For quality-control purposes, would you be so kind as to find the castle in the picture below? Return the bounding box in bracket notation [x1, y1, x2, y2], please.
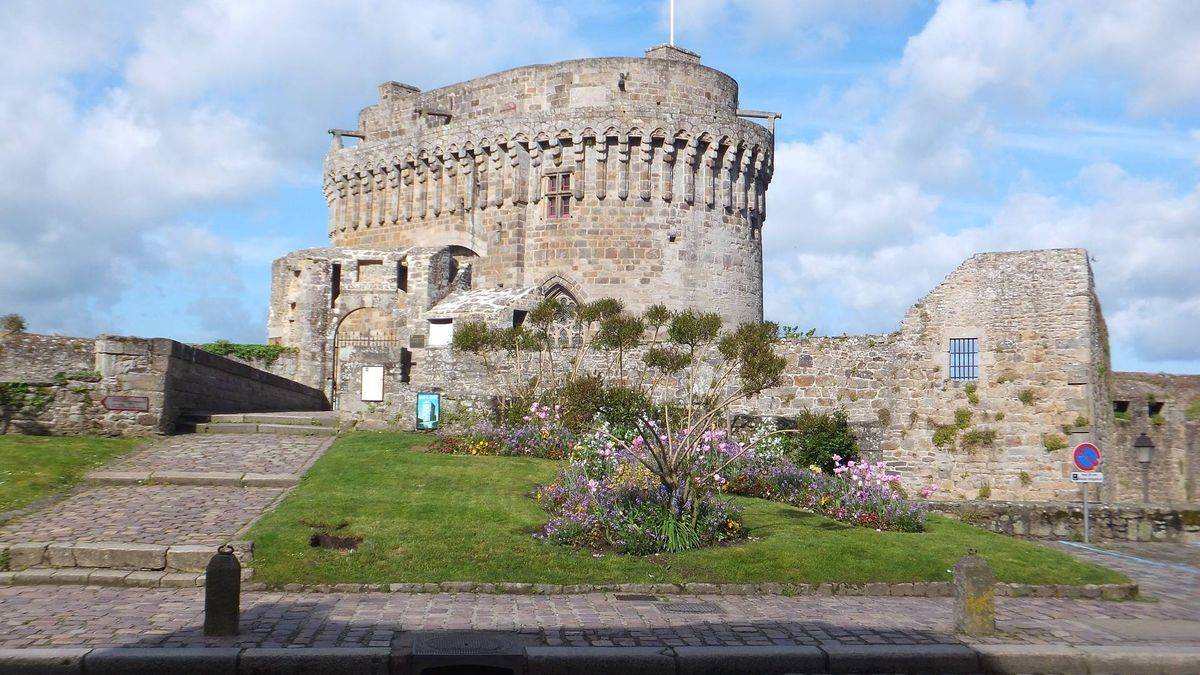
[256, 45, 1197, 506]
[2, 45, 1195, 514]
[267, 44, 775, 410]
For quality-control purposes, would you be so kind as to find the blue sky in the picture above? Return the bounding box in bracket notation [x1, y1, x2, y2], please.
[1, 0, 1198, 373]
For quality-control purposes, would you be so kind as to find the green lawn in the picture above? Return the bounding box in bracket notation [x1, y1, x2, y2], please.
[0, 435, 143, 514]
[247, 432, 1127, 586]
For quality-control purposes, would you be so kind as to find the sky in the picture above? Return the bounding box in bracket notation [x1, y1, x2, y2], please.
[1, 0, 1197, 374]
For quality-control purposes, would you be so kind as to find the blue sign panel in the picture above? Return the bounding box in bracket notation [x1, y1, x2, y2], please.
[416, 392, 441, 430]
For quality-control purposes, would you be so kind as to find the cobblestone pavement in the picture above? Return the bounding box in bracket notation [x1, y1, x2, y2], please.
[0, 485, 284, 545]
[0, 542, 1196, 649]
[0, 433, 326, 547]
[101, 434, 328, 475]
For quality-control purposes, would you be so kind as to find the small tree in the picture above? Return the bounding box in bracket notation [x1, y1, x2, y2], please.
[610, 313, 787, 519]
[1, 314, 26, 333]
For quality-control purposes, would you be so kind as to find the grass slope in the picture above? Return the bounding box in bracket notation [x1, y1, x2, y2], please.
[247, 432, 1126, 586]
[0, 435, 142, 513]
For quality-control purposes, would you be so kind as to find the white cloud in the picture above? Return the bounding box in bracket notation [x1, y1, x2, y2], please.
[763, 0, 1200, 367]
[0, 0, 577, 338]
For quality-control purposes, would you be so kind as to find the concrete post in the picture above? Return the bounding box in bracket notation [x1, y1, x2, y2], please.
[953, 550, 995, 636]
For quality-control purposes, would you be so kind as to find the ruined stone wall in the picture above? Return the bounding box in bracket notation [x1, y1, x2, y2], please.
[0, 333, 95, 382]
[882, 249, 1103, 502]
[1109, 373, 1200, 504]
[320, 46, 771, 327]
[0, 334, 326, 436]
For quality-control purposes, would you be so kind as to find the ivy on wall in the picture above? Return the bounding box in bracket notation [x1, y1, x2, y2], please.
[199, 340, 296, 366]
[0, 382, 55, 433]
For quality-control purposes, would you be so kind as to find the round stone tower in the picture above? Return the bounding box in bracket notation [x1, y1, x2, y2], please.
[322, 44, 775, 325]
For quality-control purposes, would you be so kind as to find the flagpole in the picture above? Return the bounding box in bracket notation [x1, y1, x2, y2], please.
[670, 0, 675, 45]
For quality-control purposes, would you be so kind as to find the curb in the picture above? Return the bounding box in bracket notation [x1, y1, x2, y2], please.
[0, 643, 1197, 674]
[240, 579, 1139, 600]
[0, 564, 1140, 598]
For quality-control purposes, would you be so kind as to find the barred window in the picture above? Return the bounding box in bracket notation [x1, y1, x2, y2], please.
[949, 338, 979, 381]
[546, 172, 572, 219]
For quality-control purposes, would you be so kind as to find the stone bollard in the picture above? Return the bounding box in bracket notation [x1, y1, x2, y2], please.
[204, 544, 241, 636]
[953, 549, 995, 636]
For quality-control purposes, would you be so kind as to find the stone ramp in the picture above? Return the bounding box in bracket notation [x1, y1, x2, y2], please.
[0, 432, 333, 587]
[176, 411, 340, 436]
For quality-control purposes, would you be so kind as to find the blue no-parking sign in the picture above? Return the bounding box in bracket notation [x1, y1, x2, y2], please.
[1072, 442, 1102, 472]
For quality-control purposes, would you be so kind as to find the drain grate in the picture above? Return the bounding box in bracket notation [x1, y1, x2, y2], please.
[409, 631, 524, 675]
[418, 634, 508, 654]
[614, 593, 658, 601]
[658, 601, 725, 614]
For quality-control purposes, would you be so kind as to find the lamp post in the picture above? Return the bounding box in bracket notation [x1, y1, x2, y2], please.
[1133, 433, 1155, 504]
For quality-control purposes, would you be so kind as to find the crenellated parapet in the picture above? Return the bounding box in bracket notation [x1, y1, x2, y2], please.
[322, 113, 775, 237]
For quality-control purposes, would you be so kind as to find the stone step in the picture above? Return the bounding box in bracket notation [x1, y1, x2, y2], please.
[0, 566, 253, 589]
[182, 412, 339, 427]
[85, 470, 299, 488]
[178, 422, 338, 437]
[1, 541, 252, 572]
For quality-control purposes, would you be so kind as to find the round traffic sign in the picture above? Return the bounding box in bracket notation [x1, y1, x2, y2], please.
[1072, 442, 1102, 472]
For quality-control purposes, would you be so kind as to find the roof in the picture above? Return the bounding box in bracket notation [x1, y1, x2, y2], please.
[427, 287, 542, 319]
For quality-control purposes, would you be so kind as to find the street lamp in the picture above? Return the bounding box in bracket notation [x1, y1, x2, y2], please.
[1133, 433, 1155, 504]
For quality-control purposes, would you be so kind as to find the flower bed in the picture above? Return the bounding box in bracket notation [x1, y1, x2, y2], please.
[430, 402, 575, 459]
[533, 433, 744, 555]
[730, 455, 927, 532]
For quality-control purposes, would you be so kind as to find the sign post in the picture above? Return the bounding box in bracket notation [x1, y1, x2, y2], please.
[1071, 442, 1102, 543]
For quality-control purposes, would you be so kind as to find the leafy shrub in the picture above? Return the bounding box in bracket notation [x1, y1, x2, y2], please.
[782, 410, 859, 473]
[1018, 389, 1036, 405]
[954, 408, 972, 429]
[1151, 413, 1166, 426]
[994, 412, 1006, 422]
[961, 429, 997, 449]
[977, 483, 992, 500]
[200, 340, 295, 366]
[1043, 434, 1068, 452]
[1, 314, 25, 333]
[964, 382, 979, 405]
[932, 425, 957, 448]
[1019, 471, 1032, 486]
[1073, 415, 1089, 428]
[1188, 399, 1200, 422]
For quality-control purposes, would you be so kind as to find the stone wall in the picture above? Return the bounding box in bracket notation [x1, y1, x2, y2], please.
[0, 334, 327, 436]
[0, 333, 95, 382]
[929, 500, 1200, 543]
[1108, 372, 1200, 504]
[333, 247, 1184, 506]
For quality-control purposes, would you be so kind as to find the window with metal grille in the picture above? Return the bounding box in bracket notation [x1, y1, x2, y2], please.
[948, 338, 979, 381]
[546, 172, 572, 219]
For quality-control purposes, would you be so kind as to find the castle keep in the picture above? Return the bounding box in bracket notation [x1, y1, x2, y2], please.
[268, 44, 775, 408]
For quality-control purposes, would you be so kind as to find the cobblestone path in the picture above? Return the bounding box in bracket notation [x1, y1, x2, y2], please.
[102, 433, 327, 475]
[0, 541, 1196, 649]
[0, 433, 330, 548]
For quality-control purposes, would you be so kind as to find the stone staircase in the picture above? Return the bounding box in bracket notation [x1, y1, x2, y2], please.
[177, 411, 340, 436]
[1, 427, 335, 589]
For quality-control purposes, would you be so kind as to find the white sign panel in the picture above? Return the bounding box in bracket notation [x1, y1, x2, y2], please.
[428, 320, 454, 347]
[360, 365, 384, 402]
[1070, 471, 1104, 483]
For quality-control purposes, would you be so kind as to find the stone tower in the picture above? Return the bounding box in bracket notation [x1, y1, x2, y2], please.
[268, 44, 778, 405]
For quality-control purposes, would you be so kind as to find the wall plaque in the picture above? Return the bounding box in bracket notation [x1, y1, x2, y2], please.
[101, 395, 150, 412]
